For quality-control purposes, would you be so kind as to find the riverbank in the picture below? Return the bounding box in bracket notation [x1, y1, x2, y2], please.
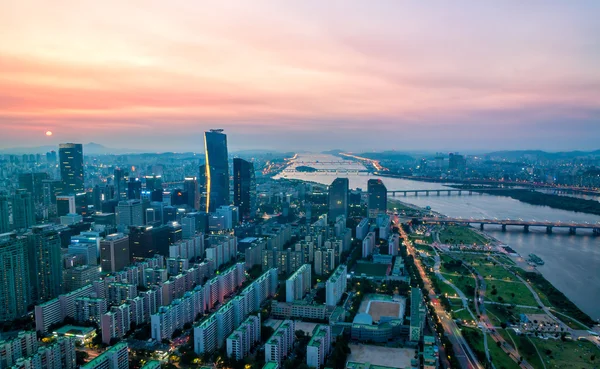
[451, 186, 600, 216]
[389, 197, 597, 326]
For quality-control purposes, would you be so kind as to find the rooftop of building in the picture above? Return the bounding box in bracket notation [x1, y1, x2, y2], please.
[262, 362, 279, 369]
[346, 362, 408, 369]
[353, 313, 373, 325]
[327, 264, 347, 283]
[287, 264, 310, 280]
[308, 326, 328, 348]
[83, 343, 128, 368]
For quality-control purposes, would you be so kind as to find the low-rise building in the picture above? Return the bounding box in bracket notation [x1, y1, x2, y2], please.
[81, 342, 128, 369]
[271, 300, 328, 321]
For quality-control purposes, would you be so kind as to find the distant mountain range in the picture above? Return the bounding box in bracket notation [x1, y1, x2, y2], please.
[0, 142, 142, 155]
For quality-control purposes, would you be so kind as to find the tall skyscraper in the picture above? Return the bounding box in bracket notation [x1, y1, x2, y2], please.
[127, 178, 142, 200]
[367, 179, 387, 218]
[100, 233, 130, 273]
[59, 143, 84, 195]
[328, 178, 349, 221]
[12, 189, 35, 231]
[0, 194, 10, 233]
[0, 233, 30, 321]
[204, 129, 229, 213]
[18, 172, 49, 203]
[233, 158, 256, 219]
[184, 177, 199, 210]
[27, 225, 63, 303]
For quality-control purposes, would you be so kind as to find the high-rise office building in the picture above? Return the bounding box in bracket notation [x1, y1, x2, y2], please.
[18, 172, 49, 203]
[0, 195, 9, 233]
[127, 178, 142, 200]
[56, 195, 76, 217]
[27, 225, 63, 303]
[328, 178, 348, 222]
[449, 152, 466, 172]
[129, 225, 170, 259]
[184, 177, 199, 210]
[100, 233, 130, 273]
[116, 200, 144, 228]
[204, 129, 229, 212]
[367, 179, 387, 218]
[12, 189, 35, 231]
[233, 158, 256, 219]
[0, 233, 30, 321]
[59, 143, 84, 194]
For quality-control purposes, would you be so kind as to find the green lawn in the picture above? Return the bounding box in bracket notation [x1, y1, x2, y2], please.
[413, 243, 434, 253]
[472, 263, 516, 281]
[461, 328, 488, 364]
[505, 331, 544, 369]
[528, 338, 600, 369]
[451, 307, 475, 323]
[439, 225, 490, 245]
[409, 234, 434, 245]
[486, 281, 539, 307]
[485, 304, 542, 326]
[354, 262, 389, 277]
[441, 273, 477, 298]
[486, 334, 522, 369]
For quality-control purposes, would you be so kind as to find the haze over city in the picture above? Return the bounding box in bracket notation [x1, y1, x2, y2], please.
[1, 1, 600, 151]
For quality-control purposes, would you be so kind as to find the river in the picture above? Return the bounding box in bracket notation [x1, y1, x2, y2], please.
[275, 154, 600, 321]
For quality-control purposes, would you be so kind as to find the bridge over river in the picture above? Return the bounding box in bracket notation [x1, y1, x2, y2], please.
[388, 188, 511, 196]
[421, 217, 600, 235]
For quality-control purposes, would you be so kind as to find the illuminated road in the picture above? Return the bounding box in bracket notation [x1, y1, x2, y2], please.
[398, 224, 483, 369]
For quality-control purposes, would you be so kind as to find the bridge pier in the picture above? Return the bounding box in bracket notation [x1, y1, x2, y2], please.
[415, 191, 418, 197]
[569, 227, 576, 235]
[480, 223, 484, 230]
[501, 225, 506, 232]
[546, 226, 553, 234]
[437, 191, 440, 196]
[448, 190, 451, 196]
[594, 228, 600, 236]
[404, 192, 407, 197]
[426, 191, 429, 196]
[469, 190, 472, 195]
[524, 225, 529, 233]
[458, 190, 462, 196]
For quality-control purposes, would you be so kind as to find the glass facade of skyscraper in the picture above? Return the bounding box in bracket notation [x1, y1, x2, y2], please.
[204, 130, 229, 212]
[233, 158, 256, 219]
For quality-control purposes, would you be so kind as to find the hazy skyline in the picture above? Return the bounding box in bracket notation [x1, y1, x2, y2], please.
[1, 1, 599, 152]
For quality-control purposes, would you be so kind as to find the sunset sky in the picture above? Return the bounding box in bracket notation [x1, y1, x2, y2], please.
[1, 1, 599, 152]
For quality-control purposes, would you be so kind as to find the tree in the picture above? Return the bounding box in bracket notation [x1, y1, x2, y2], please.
[75, 351, 89, 366]
[261, 326, 274, 343]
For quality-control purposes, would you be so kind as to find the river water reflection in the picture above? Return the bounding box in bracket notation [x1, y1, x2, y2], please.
[275, 154, 600, 320]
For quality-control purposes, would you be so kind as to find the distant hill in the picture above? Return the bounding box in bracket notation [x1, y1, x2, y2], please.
[485, 149, 600, 160]
[357, 151, 415, 162]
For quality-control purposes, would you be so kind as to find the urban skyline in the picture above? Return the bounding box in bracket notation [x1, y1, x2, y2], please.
[1, 3, 600, 369]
